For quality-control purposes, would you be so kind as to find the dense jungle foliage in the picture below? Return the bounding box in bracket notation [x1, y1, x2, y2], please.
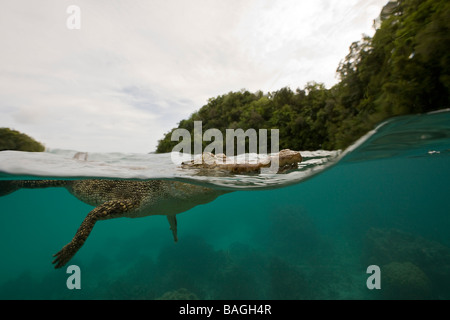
[0, 128, 45, 152]
[156, 0, 449, 153]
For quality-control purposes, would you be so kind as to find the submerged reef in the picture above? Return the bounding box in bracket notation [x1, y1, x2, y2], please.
[267, 257, 311, 300]
[0, 237, 321, 300]
[362, 228, 450, 298]
[8, 224, 449, 299]
[382, 261, 432, 300]
[157, 288, 199, 300]
[259, 205, 325, 263]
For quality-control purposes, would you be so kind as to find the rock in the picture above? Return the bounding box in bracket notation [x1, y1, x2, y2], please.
[382, 261, 432, 300]
[156, 288, 199, 300]
[362, 228, 450, 297]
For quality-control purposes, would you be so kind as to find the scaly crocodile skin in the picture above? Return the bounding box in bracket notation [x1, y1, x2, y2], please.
[1, 179, 227, 268]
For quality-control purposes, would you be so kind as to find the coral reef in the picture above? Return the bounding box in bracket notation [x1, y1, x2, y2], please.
[154, 235, 218, 297]
[212, 243, 269, 299]
[362, 228, 450, 298]
[105, 280, 155, 300]
[264, 205, 322, 262]
[268, 257, 312, 300]
[12, 227, 449, 299]
[157, 288, 198, 300]
[382, 262, 431, 300]
[213, 263, 261, 299]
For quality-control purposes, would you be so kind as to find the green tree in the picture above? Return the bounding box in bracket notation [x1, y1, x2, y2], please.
[156, 0, 449, 153]
[0, 128, 45, 152]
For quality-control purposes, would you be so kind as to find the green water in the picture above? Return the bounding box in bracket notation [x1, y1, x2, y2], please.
[0, 112, 450, 300]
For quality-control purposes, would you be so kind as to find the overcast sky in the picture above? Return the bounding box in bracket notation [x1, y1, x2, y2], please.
[0, 0, 388, 153]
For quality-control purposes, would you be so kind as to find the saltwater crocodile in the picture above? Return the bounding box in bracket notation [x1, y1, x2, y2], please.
[0, 150, 301, 268]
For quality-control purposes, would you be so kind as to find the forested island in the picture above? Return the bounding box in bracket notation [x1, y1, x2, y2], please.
[0, 128, 45, 152]
[156, 0, 449, 153]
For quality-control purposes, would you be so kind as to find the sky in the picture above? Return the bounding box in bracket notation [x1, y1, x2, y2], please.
[0, 0, 388, 153]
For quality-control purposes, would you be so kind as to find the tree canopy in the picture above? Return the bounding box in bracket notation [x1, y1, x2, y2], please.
[0, 128, 45, 152]
[156, 0, 449, 153]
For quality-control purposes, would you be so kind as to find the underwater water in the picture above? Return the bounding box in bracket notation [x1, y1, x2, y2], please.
[0, 110, 449, 300]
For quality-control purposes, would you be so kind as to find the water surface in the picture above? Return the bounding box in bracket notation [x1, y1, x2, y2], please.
[0, 110, 449, 299]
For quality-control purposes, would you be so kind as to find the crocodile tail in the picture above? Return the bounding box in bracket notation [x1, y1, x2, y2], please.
[0, 180, 69, 197]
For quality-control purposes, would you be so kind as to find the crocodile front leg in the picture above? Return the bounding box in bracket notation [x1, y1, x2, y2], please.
[52, 198, 138, 268]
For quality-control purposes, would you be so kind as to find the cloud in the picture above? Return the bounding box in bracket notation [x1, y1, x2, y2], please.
[0, 0, 388, 153]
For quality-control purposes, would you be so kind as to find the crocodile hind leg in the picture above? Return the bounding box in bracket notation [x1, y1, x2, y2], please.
[52, 198, 138, 268]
